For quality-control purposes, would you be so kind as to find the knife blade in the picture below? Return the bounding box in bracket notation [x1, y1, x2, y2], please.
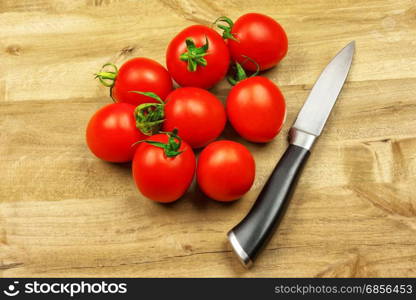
[227, 41, 355, 268]
[294, 41, 355, 136]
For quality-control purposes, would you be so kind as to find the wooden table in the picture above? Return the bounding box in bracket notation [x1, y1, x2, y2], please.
[1, 0, 415, 277]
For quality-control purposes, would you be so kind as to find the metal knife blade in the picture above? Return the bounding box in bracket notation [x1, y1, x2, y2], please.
[293, 41, 355, 137]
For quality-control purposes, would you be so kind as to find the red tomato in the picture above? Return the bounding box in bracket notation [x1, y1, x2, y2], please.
[226, 76, 286, 143]
[218, 13, 288, 71]
[96, 57, 173, 106]
[132, 133, 196, 203]
[86, 103, 145, 162]
[197, 141, 255, 202]
[163, 88, 226, 148]
[166, 25, 230, 89]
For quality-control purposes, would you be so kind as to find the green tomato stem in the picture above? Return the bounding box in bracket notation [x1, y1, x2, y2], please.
[227, 56, 260, 86]
[134, 129, 183, 158]
[179, 37, 209, 72]
[130, 91, 166, 136]
[213, 16, 238, 42]
[95, 63, 118, 87]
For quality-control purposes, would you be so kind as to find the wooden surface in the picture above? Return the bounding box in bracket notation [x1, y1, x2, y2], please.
[0, 0, 415, 278]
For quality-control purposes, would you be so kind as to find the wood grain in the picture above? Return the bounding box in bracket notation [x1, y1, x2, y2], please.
[0, 0, 415, 277]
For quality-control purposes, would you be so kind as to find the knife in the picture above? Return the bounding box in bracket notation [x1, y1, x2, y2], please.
[227, 41, 355, 268]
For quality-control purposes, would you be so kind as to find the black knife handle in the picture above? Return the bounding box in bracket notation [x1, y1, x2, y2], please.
[228, 132, 313, 267]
